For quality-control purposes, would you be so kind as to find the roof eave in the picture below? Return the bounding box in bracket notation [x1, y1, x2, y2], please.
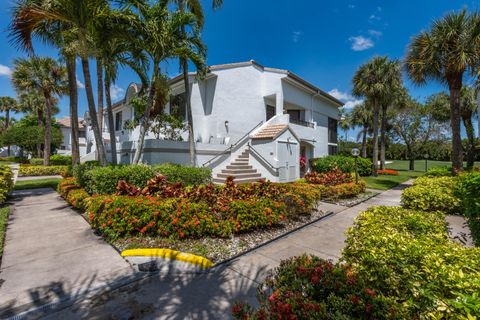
[285, 72, 344, 107]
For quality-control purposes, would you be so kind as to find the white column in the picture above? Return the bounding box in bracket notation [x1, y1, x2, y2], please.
[276, 90, 284, 116]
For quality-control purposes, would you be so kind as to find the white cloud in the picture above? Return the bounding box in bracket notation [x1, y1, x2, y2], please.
[76, 79, 85, 89]
[328, 89, 363, 110]
[348, 4, 356, 9]
[368, 29, 382, 38]
[292, 31, 303, 43]
[348, 35, 374, 51]
[369, 14, 381, 21]
[110, 84, 125, 101]
[0, 64, 12, 77]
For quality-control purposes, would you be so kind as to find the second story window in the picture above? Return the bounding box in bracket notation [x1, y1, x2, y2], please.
[115, 111, 123, 131]
[328, 117, 338, 143]
[170, 93, 187, 121]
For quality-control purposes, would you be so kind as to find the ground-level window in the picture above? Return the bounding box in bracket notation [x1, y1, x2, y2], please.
[79, 130, 86, 138]
[266, 105, 275, 121]
[328, 117, 338, 143]
[115, 111, 123, 131]
[328, 145, 338, 155]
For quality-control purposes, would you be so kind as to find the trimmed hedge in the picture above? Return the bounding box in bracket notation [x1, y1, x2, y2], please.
[310, 155, 354, 174]
[401, 176, 461, 215]
[455, 172, 480, 246]
[154, 163, 211, 185]
[83, 164, 156, 195]
[343, 206, 480, 318]
[49, 154, 71, 165]
[425, 166, 451, 177]
[320, 181, 366, 200]
[19, 165, 69, 177]
[72, 161, 100, 188]
[356, 157, 373, 176]
[0, 166, 13, 204]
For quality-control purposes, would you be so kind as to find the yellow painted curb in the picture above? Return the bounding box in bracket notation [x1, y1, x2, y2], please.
[121, 248, 214, 269]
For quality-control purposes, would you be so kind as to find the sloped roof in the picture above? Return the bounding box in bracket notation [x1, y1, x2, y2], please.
[56, 117, 84, 128]
[251, 124, 289, 140]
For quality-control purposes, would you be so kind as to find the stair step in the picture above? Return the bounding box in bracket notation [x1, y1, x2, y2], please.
[226, 165, 253, 170]
[221, 168, 257, 174]
[237, 154, 249, 159]
[230, 162, 250, 166]
[213, 177, 265, 184]
[234, 158, 249, 162]
[217, 172, 262, 179]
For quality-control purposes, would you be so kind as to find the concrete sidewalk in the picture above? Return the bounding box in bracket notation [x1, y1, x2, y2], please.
[40, 181, 413, 320]
[0, 188, 133, 318]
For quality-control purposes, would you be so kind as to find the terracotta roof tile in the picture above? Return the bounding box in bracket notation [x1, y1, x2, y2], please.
[56, 117, 84, 128]
[251, 124, 288, 139]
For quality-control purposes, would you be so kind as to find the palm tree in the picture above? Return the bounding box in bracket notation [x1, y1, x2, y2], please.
[460, 86, 478, 168]
[11, 57, 67, 165]
[352, 56, 400, 176]
[0, 96, 19, 156]
[10, 0, 109, 166]
[125, 0, 205, 164]
[350, 103, 372, 158]
[405, 9, 480, 173]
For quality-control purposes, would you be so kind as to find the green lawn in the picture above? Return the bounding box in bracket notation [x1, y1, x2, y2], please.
[363, 160, 455, 191]
[14, 178, 62, 191]
[0, 206, 10, 259]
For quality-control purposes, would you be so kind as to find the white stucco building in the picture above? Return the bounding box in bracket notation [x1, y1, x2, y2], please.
[84, 60, 342, 183]
[56, 117, 87, 157]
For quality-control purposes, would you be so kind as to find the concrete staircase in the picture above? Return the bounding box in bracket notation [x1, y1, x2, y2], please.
[213, 150, 264, 184]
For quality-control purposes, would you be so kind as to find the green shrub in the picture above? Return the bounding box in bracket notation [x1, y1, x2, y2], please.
[154, 163, 212, 185]
[0, 166, 13, 204]
[401, 176, 461, 214]
[66, 188, 90, 210]
[343, 206, 480, 318]
[425, 166, 451, 177]
[50, 154, 72, 165]
[356, 157, 373, 176]
[19, 165, 68, 177]
[310, 155, 354, 174]
[232, 254, 396, 319]
[29, 158, 44, 165]
[72, 161, 100, 188]
[455, 172, 480, 246]
[84, 164, 156, 195]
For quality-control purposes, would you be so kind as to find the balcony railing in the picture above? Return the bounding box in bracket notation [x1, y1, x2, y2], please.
[290, 118, 314, 128]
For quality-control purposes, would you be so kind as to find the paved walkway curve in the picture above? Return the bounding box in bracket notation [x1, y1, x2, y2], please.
[19, 181, 411, 320]
[0, 188, 133, 318]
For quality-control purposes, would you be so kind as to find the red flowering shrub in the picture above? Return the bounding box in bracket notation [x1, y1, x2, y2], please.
[232, 254, 396, 319]
[84, 195, 287, 240]
[304, 167, 353, 186]
[66, 188, 90, 210]
[377, 169, 399, 176]
[321, 181, 366, 200]
[57, 177, 81, 198]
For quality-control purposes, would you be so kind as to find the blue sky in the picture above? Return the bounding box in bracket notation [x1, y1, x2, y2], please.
[0, 0, 478, 137]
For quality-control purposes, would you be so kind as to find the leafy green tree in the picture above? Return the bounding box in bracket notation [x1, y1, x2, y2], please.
[1, 116, 62, 156]
[405, 9, 480, 173]
[11, 57, 67, 165]
[459, 86, 478, 168]
[353, 56, 401, 175]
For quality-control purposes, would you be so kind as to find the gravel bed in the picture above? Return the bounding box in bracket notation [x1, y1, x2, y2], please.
[113, 208, 330, 264]
[322, 191, 379, 207]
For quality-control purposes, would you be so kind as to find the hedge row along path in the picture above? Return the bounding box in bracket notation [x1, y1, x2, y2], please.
[0, 180, 472, 319]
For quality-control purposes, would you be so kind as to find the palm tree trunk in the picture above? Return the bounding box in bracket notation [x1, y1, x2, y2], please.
[361, 127, 368, 158]
[66, 56, 80, 165]
[96, 59, 104, 135]
[133, 64, 159, 164]
[37, 108, 43, 158]
[380, 105, 387, 170]
[462, 114, 475, 168]
[105, 77, 117, 165]
[81, 57, 107, 166]
[5, 109, 10, 157]
[182, 58, 195, 166]
[43, 91, 53, 166]
[371, 103, 380, 176]
[449, 84, 463, 174]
